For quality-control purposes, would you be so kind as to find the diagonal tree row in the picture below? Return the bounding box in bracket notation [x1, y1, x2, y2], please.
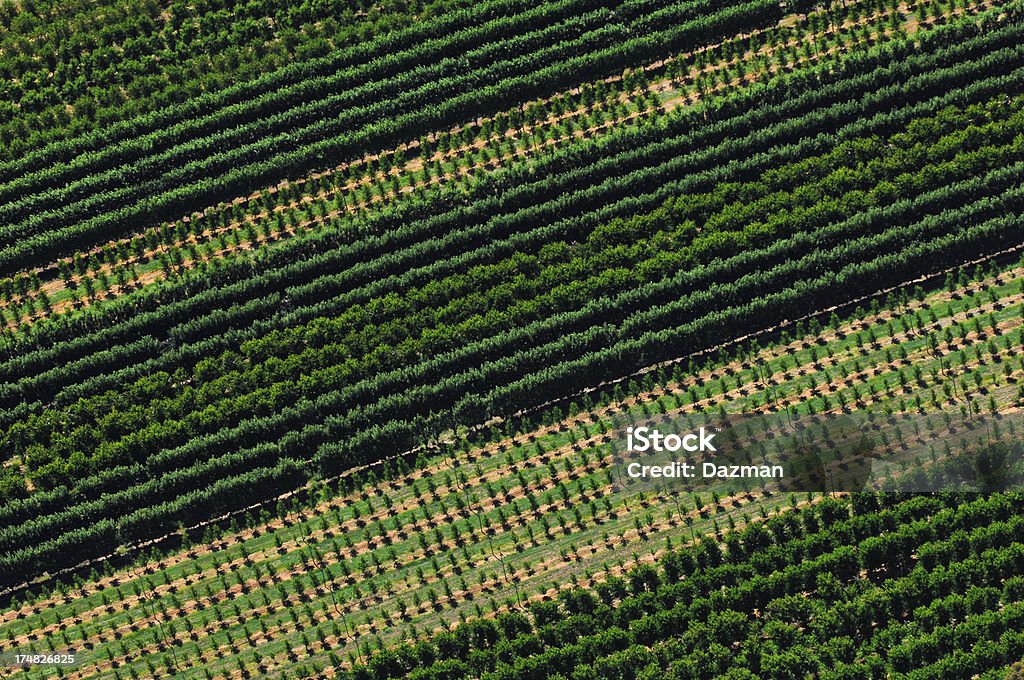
[349, 492, 1024, 680]
[2, 12, 1024, 588]
[1, 0, 918, 331]
[4, 254, 1015, 624]
[0, 0, 483, 157]
[0, 0, 794, 273]
[3, 255, 1024, 678]
[8, 85, 1024, 496]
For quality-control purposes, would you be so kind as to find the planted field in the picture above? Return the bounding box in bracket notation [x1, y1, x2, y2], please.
[0, 0, 1002, 329]
[0, 0, 796, 271]
[0, 0, 961, 329]
[2, 0, 1024, 677]
[6, 7, 1024, 579]
[3, 256, 1023, 677]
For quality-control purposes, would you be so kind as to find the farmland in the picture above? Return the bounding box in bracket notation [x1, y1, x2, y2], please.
[2, 256, 1023, 677]
[2, 0, 1024, 677]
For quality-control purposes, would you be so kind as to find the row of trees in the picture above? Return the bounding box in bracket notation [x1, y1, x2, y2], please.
[0, 0, 478, 157]
[1, 169, 1019, 585]
[4, 18, 1015, 405]
[0, 0, 618, 226]
[1, 425, 625, 673]
[345, 493, 1024, 679]
[1, 0, 1007, 379]
[6, 87, 995, 467]
[0, 0, 791, 273]
[0, 0, 906, 316]
[0, 270, 1016, 671]
[0, 59, 655, 328]
[3, 21, 1024, 584]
